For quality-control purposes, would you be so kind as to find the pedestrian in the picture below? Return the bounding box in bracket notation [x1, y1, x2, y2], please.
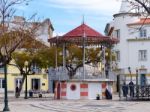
[122, 82, 128, 97]
[129, 81, 134, 97]
[15, 86, 19, 98]
[105, 88, 112, 99]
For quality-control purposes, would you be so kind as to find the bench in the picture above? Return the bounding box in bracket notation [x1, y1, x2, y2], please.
[29, 90, 48, 98]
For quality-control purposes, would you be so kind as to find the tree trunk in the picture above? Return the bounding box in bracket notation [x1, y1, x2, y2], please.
[66, 64, 83, 79]
[17, 74, 26, 97]
[68, 70, 76, 79]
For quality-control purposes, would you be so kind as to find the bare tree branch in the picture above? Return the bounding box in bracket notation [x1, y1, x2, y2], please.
[0, 0, 36, 67]
[127, 0, 150, 15]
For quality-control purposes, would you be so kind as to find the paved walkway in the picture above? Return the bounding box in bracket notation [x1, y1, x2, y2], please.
[0, 94, 150, 112]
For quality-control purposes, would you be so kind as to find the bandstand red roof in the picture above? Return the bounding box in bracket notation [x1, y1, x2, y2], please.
[48, 23, 118, 45]
[64, 23, 103, 37]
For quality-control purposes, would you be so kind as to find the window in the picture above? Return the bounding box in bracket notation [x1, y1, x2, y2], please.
[15, 78, 22, 88]
[0, 78, 5, 89]
[0, 67, 4, 73]
[114, 29, 120, 39]
[139, 28, 147, 38]
[31, 64, 41, 74]
[139, 50, 147, 61]
[116, 51, 120, 61]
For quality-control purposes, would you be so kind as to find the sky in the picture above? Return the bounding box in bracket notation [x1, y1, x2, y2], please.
[16, 0, 122, 36]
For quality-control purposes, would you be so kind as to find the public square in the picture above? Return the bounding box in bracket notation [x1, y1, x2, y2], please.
[0, 0, 150, 112]
[0, 94, 150, 112]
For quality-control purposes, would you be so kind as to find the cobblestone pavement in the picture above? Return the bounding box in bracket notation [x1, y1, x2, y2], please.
[0, 95, 150, 112]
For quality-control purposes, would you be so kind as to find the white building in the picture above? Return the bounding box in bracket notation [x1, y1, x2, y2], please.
[105, 0, 150, 85]
[11, 16, 54, 46]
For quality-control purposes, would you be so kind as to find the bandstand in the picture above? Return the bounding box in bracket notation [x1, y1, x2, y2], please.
[48, 23, 118, 100]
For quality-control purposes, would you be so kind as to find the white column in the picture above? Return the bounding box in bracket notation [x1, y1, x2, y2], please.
[82, 32, 86, 80]
[103, 46, 106, 77]
[110, 48, 112, 71]
[63, 44, 66, 73]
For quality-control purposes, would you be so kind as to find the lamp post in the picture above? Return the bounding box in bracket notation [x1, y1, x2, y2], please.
[24, 61, 28, 99]
[3, 63, 10, 111]
[105, 52, 109, 78]
[136, 69, 138, 86]
[128, 67, 132, 81]
[136, 68, 139, 98]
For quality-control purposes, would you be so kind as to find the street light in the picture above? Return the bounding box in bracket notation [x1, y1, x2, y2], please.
[24, 61, 28, 99]
[3, 62, 10, 111]
[128, 67, 132, 81]
[136, 68, 139, 98]
[136, 68, 138, 86]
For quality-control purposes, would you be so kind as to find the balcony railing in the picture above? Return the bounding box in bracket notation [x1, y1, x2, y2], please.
[120, 84, 150, 100]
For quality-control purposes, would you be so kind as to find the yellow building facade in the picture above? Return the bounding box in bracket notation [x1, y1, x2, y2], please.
[0, 64, 49, 93]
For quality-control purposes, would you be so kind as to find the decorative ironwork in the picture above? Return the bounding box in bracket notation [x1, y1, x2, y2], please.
[121, 84, 150, 100]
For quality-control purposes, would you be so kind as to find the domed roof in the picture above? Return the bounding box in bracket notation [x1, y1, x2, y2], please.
[48, 23, 118, 45]
[63, 23, 103, 37]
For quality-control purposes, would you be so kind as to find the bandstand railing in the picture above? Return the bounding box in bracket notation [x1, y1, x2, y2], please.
[49, 68, 116, 81]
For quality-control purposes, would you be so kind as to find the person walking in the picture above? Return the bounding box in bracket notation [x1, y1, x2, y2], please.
[122, 82, 128, 97]
[129, 81, 134, 97]
[15, 86, 19, 98]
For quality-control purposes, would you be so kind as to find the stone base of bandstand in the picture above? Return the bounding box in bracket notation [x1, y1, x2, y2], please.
[54, 79, 114, 100]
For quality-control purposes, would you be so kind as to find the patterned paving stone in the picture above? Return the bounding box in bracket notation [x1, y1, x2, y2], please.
[0, 96, 150, 112]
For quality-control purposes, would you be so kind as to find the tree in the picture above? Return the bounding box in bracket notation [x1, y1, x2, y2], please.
[64, 45, 108, 79]
[12, 52, 31, 96]
[12, 46, 63, 97]
[64, 44, 117, 79]
[0, 0, 41, 110]
[0, 0, 39, 67]
[119, 0, 150, 32]
[12, 37, 48, 97]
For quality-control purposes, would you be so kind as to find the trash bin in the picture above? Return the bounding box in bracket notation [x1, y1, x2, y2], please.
[39, 93, 42, 98]
[29, 90, 33, 97]
[96, 94, 100, 100]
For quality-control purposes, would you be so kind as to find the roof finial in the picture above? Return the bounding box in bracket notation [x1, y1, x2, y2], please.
[82, 14, 85, 24]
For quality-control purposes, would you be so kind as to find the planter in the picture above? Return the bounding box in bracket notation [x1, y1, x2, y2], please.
[96, 96, 100, 100]
[96, 94, 100, 100]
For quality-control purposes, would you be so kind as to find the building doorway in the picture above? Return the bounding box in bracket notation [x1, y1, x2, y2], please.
[0, 78, 5, 93]
[15, 78, 22, 88]
[116, 75, 120, 92]
[31, 79, 40, 90]
[140, 74, 146, 86]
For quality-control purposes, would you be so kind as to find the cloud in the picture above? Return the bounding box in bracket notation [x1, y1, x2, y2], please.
[46, 0, 122, 35]
[46, 0, 121, 14]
